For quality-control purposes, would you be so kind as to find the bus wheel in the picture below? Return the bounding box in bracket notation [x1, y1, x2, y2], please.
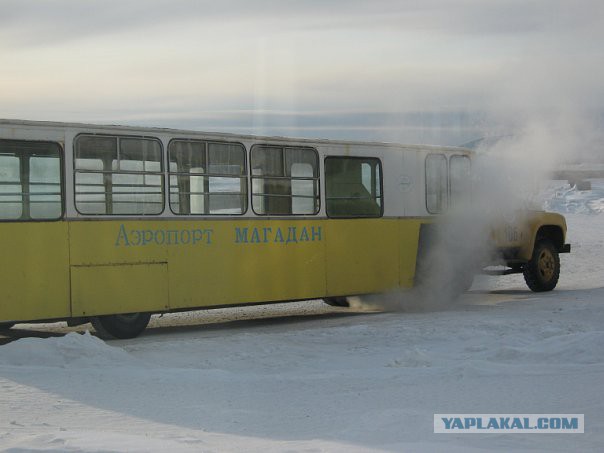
[323, 297, 350, 307]
[0, 322, 15, 330]
[523, 239, 560, 292]
[91, 313, 151, 339]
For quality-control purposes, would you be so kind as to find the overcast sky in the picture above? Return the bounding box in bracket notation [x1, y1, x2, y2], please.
[1, 0, 603, 144]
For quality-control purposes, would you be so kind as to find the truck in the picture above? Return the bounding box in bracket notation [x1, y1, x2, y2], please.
[488, 210, 571, 291]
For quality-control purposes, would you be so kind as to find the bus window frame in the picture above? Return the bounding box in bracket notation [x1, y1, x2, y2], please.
[73, 133, 165, 216]
[250, 144, 321, 217]
[167, 138, 248, 216]
[425, 153, 448, 215]
[324, 155, 384, 219]
[0, 139, 65, 223]
[449, 154, 472, 209]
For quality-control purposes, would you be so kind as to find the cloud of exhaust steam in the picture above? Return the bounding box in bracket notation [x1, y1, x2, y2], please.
[350, 200, 497, 313]
[349, 129, 560, 313]
[352, 60, 602, 313]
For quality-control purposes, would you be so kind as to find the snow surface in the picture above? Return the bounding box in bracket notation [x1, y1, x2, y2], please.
[1, 181, 604, 452]
[543, 179, 604, 215]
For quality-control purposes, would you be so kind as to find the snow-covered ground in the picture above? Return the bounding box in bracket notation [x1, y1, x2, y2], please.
[1, 181, 603, 452]
[543, 179, 604, 215]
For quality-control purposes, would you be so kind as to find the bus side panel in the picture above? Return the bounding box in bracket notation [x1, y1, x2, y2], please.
[325, 218, 400, 296]
[70, 263, 169, 317]
[0, 222, 70, 322]
[69, 220, 169, 316]
[168, 219, 326, 308]
[69, 220, 168, 266]
[399, 220, 423, 288]
[69, 219, 326, 312]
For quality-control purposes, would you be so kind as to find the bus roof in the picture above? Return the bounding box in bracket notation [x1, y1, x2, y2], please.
[0, 118, 472, 154]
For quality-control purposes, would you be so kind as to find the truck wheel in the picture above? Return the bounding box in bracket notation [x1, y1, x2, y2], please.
[91, 313, 151, 339]
[523, 239, 560, 292]
[323, 297, 350, 307]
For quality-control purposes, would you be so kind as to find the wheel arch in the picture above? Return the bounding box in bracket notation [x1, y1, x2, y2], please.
[519, 223, 565, 262]
[535, 225, 565, 251]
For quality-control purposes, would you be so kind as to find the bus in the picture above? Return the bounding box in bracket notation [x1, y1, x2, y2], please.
[0, 119, 565, 339]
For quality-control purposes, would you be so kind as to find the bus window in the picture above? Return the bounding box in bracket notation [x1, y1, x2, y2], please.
[169, 140, 205, 214]
[0, 140, 62, 221]
[449, 155, 471, 208]
[74, 135, 163, 215]
[291, 163, 315, 214]
[325, 157, 383, 218]
[113, 138, 163, 215]
[30, 155, 62, 219]
[251, 146, 319, 215]
[287, 147, 319, 215]
[425, 154, 447, 214]
[207, 143, 247, 214]
[169, 140, 246, 215]
[0, 154, 22, 219]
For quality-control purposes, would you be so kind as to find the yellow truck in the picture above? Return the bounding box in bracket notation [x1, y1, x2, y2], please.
[488, 210, 571, 291]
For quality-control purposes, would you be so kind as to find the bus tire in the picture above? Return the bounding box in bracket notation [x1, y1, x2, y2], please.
[523, 239, 560, 292]
[0, 322, 15, 330]
[91, 313, 151, 339]
[323, 297, 350, 307]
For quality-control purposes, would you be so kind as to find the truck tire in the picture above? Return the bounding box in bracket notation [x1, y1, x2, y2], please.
[91, 313, 151, 339]
[523, 239, 560, 292]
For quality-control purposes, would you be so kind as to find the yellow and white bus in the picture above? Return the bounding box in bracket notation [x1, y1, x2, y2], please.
[0, 119, 474, 338]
